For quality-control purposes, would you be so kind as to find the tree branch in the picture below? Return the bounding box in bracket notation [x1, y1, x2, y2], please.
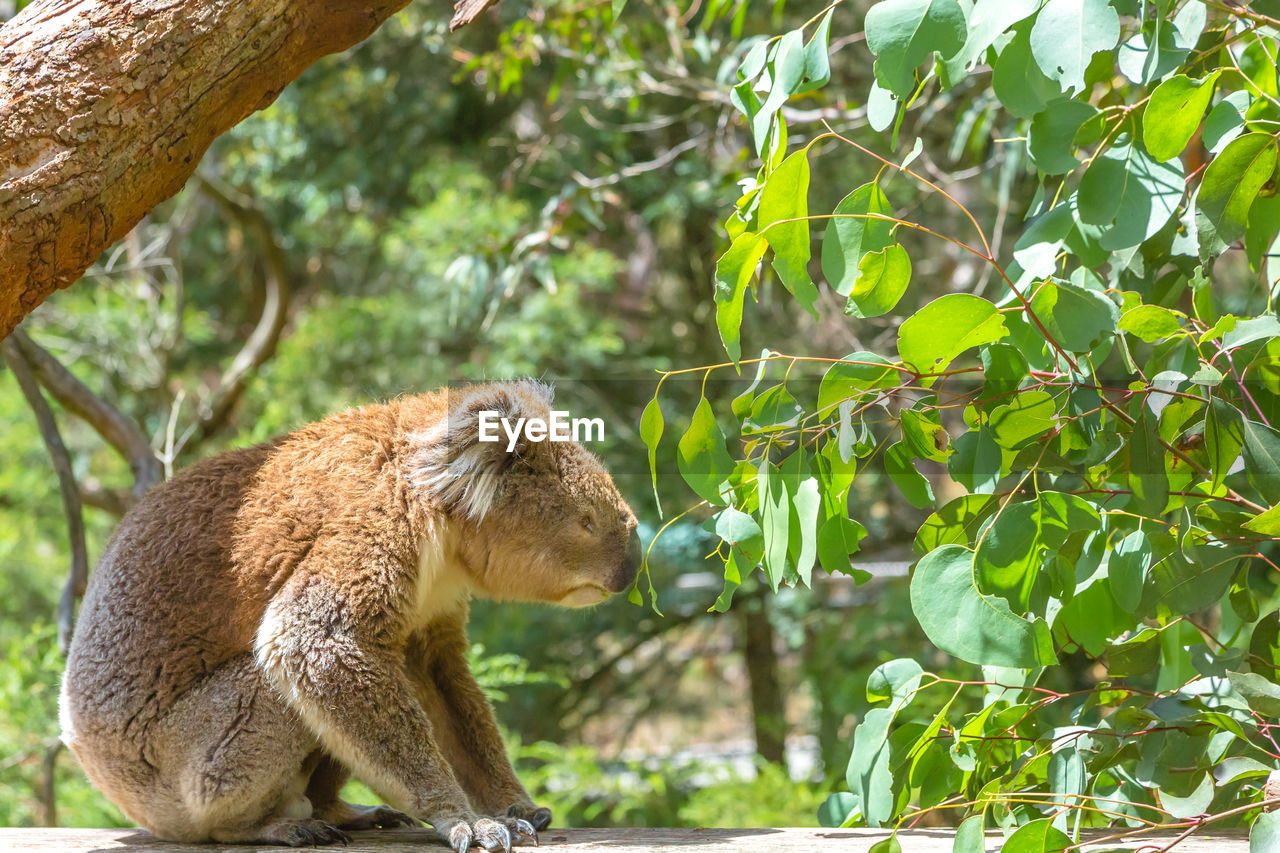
[10, 329, 162, 498]
[0, 0, 502, 336]
[1, 337, 88, 654]
[177, 175, 292, 453]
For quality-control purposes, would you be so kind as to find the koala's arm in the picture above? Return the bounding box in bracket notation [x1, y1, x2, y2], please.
[255, 547, 481, 843]
[407, 613, 536, 817]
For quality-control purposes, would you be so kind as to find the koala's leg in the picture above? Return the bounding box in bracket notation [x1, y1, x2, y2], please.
[256, 571, 519, 853]
[306, 753, 418, 831]
[146, 653, 351, 847]
[408, 616, 552, 835]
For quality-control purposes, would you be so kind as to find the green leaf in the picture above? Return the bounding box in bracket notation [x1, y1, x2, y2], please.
[817, 514, 869, 576]
[816, 352, 899, 416]
[715, 507, 762, 548]
[942, 0, 1038, 80]
[885, 440, 935, 508]
[1206, 400, 1244, 492]
[864, 0, 968, 98]
[1160, 772, 1214, 819]
[676, 398, 735, 505]
[1252, 810, 1280, 853]
[822, 183, 895, 296]
[714, 232, 768, 364]
[758, 460, 790, 591]
[1012, 203, 1072, 278]
[1109, 530, 1150, 613]
[1228, 671, 1280, 716]
[1199, 132, 1280, 245]
[846, 244, 912, 318]
[1144, 72, 1221, 162]
[868, 838, 903, 853]
[817, 792, 857, 827]
[759, 149, 818, 316]
[1029, 0, 1120, 93]
[1028, 98, 1097, 175]
[1107, 627, 1160, 676]
[1245, 503, 1280, 536]
[1003, 819, 1072, 853]
[915, 493, 999, 554]
[867, 658, 924, 705]
[711, 545, 746, 612]
[1076, 143, 1185, 250]
[1030, 278, 1119, 353]
[1242, 418, 1280, 504]
[993, 24, 1064, 119]
[1048, 746, 1086, 809]
[948, 427, 1002, 493]
[1118, 304, 1186, 343]
[988, 389, 1056, 450]
[1129, 405, 1169, 516]
[793, 476, 821, 587]
[641, 398, 664, 509]
[845, 707, 895, 826]
[952, 815, 985, 853]
[795, 12, 834, 95]
[1250, 612, 1280, 681]
[974, 492, 1097, 610]
[744, 384, 803, 434]
[910, 544, 1056, 667]
[898, 293, 1008, 376]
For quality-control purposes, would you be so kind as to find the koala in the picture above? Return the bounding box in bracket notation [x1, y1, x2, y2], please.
[59, 381, 640, 851]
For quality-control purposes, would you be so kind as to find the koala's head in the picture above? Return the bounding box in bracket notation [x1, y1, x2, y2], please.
[411, 380, 640, 607]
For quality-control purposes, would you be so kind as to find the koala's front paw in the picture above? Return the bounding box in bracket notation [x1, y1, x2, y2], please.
[507, 803, 553, 831]
[442, 816, 513, 853]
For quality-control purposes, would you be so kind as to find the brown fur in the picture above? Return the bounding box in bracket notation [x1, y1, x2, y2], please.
[60, 381, 639, 848]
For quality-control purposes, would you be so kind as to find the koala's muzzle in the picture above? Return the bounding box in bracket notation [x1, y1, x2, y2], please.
[609, 528, 642, 592]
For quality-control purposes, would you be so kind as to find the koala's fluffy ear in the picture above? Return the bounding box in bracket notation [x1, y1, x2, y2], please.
[411, 380, 555, 520]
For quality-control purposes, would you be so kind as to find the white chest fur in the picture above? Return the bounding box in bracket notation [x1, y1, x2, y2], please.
[412, 523, 472, 627]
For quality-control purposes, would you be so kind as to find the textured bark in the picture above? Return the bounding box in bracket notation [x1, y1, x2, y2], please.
[0, 0, 418, 338]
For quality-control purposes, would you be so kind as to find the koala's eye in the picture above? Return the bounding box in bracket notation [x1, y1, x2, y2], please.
[580, 513, 595, 533]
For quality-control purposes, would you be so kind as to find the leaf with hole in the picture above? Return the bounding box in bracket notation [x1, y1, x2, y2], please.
[865, 0, 968, 98]
[1029, 0, 1120, 93]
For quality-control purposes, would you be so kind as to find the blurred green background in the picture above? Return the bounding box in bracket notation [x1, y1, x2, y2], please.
[0, 0, 1125, 830]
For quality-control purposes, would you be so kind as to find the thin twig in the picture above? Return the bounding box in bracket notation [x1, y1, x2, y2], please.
[2, 337, 88, 654]
[11, 329, 162, 498]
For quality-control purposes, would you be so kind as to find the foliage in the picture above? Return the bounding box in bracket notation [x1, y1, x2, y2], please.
[644, 0, 1280, 842]
[0, 623, 127, 828]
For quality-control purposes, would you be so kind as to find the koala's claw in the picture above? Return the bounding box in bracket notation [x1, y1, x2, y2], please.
[447, 818, 512, 852]
[475, 818, 512, 852]
[279, 820, 352, 847]
[448, 822, 472, 853]
[506, 817, 539, 846]
[507, 804, 553, 832]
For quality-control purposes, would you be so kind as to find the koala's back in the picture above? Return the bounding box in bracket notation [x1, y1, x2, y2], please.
[62, 442, 279, 751]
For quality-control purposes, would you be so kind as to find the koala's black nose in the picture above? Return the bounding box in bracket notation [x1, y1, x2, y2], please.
[616, 528, 641, 590]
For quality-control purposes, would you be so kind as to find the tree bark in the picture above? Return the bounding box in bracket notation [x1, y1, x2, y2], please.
[0, 0, 427, 337]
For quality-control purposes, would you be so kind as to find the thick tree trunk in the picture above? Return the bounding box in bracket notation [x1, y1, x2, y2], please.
[0, 0, 434, 337]
[738, 589, 787, 765]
